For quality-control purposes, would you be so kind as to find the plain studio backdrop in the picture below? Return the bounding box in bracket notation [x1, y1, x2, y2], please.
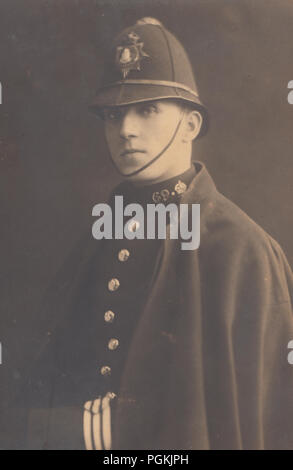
[0, 0, 293, 420]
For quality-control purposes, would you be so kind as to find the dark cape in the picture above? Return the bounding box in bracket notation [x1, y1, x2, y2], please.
[2, 161, 293, 449]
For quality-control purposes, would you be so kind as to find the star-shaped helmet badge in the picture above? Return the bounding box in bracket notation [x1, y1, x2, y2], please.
[115, 32, 149, 79]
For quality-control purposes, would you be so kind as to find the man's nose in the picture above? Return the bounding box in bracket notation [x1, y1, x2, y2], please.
[119, 108, 139, 139]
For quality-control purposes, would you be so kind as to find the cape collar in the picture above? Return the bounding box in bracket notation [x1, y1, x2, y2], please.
[110, 161, 217, 207]
[113, 164, 196, 206]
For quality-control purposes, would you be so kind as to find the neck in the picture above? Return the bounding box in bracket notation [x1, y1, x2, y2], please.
[130, 144, 193, 187]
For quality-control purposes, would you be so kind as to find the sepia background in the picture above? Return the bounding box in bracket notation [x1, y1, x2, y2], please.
[0, 0, 293, 421]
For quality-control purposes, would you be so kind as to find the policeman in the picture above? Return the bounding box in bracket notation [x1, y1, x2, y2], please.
[84, 17, 209, 450]
[84, 16, 293, 451]
[2, 16, 210, 451]
[3, 16, 293, 451]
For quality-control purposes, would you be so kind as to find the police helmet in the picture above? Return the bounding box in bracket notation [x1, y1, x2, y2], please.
[90, 17, 208, 137]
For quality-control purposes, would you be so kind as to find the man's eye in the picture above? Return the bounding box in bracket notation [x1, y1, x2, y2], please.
[104, 109, 122, 121]
[139, 104, 158, 116]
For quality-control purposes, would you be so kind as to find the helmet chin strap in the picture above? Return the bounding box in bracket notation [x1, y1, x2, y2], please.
[109, 111, 184, 178]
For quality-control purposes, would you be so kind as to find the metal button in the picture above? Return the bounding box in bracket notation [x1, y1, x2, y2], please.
[127, 219, 140, 233]
[108, 338, 119, 350]
[118, 249, 130, 262]
[108, 278, 120, 292]
[104, 310, 115, 323]
[100, 366, 111, 376]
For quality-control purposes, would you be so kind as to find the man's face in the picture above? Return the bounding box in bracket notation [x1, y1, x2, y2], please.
[103, 99, 185, 182]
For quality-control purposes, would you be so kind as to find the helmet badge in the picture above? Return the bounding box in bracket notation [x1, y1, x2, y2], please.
[115, 32, 149, 79]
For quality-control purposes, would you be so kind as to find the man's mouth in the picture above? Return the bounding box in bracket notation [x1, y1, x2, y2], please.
[120, 149, 146, 157]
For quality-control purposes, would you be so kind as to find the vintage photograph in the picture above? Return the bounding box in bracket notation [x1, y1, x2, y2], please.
[0, 0, 293, 450]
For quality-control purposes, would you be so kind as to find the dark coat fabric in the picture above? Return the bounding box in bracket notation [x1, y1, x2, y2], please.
[2, 161, 293, 450]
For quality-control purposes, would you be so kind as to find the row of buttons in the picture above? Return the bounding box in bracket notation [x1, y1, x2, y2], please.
[107, 249, 130, 292]
[100, 248, 131, 378]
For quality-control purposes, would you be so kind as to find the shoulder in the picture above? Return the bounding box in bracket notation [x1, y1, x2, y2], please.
[198, 189, 293, 305]
[184, 162, 281, 259]
[201, 188, 276, 253]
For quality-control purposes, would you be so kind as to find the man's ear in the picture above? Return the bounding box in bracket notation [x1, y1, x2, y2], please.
[182, 110, 203, 142]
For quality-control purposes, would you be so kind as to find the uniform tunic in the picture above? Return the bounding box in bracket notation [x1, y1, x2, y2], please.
[2, 161, 293, 449]
[1, 166, 196, 449]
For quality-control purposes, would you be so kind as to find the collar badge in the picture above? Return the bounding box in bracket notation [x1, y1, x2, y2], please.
[174, 180, 187, 194]
[152, 180, 187, 204]
[116, 32, 149, 79]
